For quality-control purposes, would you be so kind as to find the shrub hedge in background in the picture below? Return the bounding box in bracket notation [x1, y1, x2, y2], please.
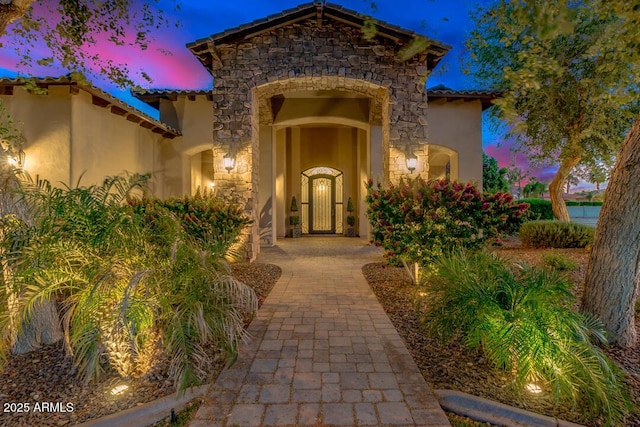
[518, 198, 554, 220]
[520, 220, 594, 248]
[565, 201, 603, 206]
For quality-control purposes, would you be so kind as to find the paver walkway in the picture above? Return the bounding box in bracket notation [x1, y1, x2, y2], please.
[190, 237, 451, 426]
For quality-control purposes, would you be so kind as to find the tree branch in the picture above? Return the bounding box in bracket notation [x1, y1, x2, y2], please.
[0, 0, 35, 37]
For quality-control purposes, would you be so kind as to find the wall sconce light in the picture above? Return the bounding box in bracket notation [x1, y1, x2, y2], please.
[223, 155, 235, 173]
[406, 155, 417, 174]
[7, 149, 25, 169]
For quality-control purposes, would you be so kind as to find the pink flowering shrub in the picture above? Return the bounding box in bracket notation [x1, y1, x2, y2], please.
[365, 178, 528, 268]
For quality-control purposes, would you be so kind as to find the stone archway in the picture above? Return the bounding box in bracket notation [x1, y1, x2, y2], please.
[206, 25, 435, 259]
[212, 77, 398, 259]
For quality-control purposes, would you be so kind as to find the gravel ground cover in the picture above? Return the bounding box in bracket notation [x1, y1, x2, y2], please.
[363, 241, 640, 427]
[0, 263, 281, 427]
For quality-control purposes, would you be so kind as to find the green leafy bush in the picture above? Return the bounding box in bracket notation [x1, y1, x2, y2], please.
[520, 220, 594, 248]
[129, 190, 251, 257]
[518, 198, 553, 220]
[0, 176, 256, 390]
[420, 250, 630, 425]
[366, 178, 528, 269]
[541, 251, 578, 271]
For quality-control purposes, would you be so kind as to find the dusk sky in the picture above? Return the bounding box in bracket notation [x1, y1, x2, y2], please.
[0, 0, 590, 189]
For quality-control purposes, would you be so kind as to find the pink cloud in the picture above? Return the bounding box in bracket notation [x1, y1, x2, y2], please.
[484, 139, 598, 192]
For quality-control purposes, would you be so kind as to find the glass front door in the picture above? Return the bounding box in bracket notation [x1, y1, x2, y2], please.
[301, 167, 343, 235]
[309, 175, 335, 233]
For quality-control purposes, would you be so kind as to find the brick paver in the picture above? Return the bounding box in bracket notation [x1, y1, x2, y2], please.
[190, 237, 451, 426]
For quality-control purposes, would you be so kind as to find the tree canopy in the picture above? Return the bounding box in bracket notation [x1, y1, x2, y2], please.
[468, 0, 640, 220]
[0, 0, 178, 88]
[523, 178, 546, 199]
[481, 152, 509, 193]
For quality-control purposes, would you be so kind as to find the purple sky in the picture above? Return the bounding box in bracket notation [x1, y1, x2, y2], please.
[0, 0, 594, 190]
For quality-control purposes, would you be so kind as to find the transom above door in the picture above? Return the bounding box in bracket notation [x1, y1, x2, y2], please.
[301, 167, 343, 235]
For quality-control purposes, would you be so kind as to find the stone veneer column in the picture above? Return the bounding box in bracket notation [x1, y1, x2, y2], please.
[211, 84, 260, 261]
[387, 86, 429, 183]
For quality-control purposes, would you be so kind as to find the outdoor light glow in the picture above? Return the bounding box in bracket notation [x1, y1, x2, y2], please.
[6, 150, 25, 169]
[110, 384, 129, 395]
[406, 157, 417, 173]
[223, 156, 235, 173]
[526, 383, 543, 394]
[222, 155, 236, 173]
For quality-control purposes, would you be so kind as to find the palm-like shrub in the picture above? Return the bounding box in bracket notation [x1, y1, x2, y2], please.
[541, 251, 578, 271]
[420, 250, 630, 425]
[0, 175, 256, 390]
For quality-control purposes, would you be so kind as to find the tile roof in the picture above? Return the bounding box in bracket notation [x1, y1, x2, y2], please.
[427, 85, 502, 110]
[131, 89, 211, 109]
[0, 76, 181, 138]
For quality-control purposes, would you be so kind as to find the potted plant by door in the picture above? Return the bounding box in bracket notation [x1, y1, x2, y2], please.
[289, 196, 301, 238]
[346, 197, 356, 237]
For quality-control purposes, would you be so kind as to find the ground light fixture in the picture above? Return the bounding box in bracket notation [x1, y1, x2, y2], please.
[406, 155, 417, 174]
[525, 383, 543, 394]
[7, 149, 25, 168]
[110, 384, 129, 395]
[223, 155, 235, 173]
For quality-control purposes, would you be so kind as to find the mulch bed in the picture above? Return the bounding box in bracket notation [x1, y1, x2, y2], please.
[0, 263, 281, 427]
[363, 242, 640, 427]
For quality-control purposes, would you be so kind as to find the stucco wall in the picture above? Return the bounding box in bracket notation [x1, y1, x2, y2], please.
[299, 127, 358, 204]
[274, 98, 369, 125]
[156, 96, 213, 197]
[2, 86, 72, 185]
[427, 100, 483, 184]
[70, 90, 159, 190]
[2, 85, 169, 195]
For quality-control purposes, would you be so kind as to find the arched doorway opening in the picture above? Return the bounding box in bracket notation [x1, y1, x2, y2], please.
[188, 148, 214, 195]
[428, 145, 459, 181]
[301, 167, 344, 235]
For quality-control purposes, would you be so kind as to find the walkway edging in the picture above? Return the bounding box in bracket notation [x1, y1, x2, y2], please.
[436, 389, 585, 427]
[76, 384, 209, 427]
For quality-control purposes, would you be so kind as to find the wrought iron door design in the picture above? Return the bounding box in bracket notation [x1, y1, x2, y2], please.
[301, 167, 343, 235]
[309, 175, 334, 233]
